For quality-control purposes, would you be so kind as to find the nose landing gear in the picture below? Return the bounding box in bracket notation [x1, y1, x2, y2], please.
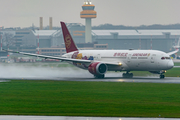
[160, 74, 165, 79]
[160, 70, 166, 79]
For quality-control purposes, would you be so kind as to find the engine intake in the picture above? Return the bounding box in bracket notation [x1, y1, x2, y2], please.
[88, 62, 107, 75]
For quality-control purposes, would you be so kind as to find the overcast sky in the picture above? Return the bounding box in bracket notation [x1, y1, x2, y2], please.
[0, 0, 180, 28]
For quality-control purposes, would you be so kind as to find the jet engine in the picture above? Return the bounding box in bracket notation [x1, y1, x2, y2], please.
[88, 62, 107, 78]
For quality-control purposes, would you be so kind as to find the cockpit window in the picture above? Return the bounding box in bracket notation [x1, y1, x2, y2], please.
[161, 57, 165, 60]
[161, 57, 170, 60]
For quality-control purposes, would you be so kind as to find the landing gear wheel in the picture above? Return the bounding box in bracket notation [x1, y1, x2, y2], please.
[160, 74, 165, 79]
[94, 74, 105, 79]
[129, 73, 133, 78]
[122, 73, 126, 78]
[122, 72, 133, 78]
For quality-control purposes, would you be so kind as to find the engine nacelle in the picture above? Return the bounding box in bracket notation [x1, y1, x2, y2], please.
[88, 62, 107, 76]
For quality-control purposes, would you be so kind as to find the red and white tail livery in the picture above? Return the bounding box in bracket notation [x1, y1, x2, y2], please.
[61, 22, 78, 53]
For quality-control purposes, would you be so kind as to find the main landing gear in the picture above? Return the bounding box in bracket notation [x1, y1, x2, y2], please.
[94, 74, 105, 79]
[122, 71, 133, 78]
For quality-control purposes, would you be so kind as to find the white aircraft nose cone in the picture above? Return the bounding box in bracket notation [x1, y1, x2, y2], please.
[167, 61, 174, 69]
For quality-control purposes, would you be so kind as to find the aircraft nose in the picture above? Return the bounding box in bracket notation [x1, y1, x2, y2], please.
[167, 61, 174, 69]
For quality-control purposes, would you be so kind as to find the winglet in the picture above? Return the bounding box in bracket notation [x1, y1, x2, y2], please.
[60, 22, 78, 53]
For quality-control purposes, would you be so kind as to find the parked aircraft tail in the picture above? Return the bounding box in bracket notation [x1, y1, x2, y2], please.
[173, 37, 180, 50]
[60, 22, 78, 53]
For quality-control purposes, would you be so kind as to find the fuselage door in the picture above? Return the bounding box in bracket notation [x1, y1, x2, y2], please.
[97, 54, 101, 60]
[149, 54, 157, 70]
[128, 54, 131, 63]
[95, 54, 101, 61]
[151, 54, 156, 63]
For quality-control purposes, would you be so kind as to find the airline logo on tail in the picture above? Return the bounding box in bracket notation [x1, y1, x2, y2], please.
[65, 34, 72, 49]
[61, 22, 78, 53]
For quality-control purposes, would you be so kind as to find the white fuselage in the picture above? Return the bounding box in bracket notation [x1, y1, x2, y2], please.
[62, 49, 174, 72]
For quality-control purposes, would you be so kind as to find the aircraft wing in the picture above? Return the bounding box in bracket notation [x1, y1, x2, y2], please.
[3, 49, 121, 66]
[3, 49, 92, 63]
[167, 49, 179, 56]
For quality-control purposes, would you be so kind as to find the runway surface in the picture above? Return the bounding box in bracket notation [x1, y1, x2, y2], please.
[0, 62, 180, 84]
[0, 116, 179, 120]
[1, 76, 180, 84]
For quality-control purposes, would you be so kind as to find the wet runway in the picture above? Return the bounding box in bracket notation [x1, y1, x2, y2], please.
[0, 116, 179, 120]
[57, 76, 180, 84]
[1, 76, 180, 84]
[0, 62, 180, 84]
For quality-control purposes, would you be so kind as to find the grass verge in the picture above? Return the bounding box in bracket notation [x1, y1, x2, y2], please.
[174, 62, 180, 66]
[0, 80, 180, 117]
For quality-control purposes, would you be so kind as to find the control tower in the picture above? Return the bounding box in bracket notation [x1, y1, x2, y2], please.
[80, 0, 97, 43]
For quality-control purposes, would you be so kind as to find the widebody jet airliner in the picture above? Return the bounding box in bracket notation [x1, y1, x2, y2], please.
[4, 22, 179, 79]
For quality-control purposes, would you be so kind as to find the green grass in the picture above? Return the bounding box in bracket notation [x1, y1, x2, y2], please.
[0, 80, 180, 117]
[164, 68, 180, 77]
[174, 62, 180, 66]
[130, 71, 152, 76]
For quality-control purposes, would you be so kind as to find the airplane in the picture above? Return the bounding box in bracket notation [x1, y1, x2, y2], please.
[4, 21, 179, 79]
[173, 37, 180, 49]
[172, 38, 180, 59]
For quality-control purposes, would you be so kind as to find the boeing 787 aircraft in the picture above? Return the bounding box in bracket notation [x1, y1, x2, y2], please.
[4, 22, 179, 79]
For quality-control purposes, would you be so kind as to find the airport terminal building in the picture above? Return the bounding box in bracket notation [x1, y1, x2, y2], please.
[92, 30, 180, 52]
[1, 23, 180, 56]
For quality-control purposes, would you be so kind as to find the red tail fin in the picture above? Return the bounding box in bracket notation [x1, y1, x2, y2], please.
[60, 22, 78, 53]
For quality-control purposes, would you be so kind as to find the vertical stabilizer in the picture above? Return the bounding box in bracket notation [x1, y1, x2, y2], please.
[60, 22, 78, 53]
